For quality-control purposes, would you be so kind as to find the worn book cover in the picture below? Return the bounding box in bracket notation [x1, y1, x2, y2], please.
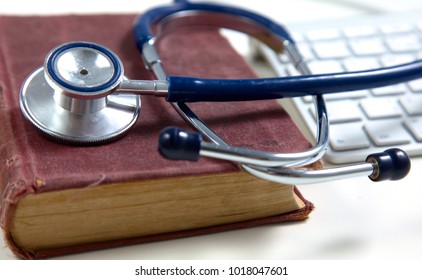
[0, 14, 314, 259]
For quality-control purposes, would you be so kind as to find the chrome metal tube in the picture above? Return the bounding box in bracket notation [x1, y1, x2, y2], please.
[200, 141, 323, 168]
[242, 162, 374, 185]
[143, 41, 230, 146]
[117, 79, 169, 97]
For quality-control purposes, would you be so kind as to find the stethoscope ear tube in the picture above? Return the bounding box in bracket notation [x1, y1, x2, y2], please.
[158, 127, 411, 184]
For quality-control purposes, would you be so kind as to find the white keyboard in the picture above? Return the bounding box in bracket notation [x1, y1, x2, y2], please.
[259, 11, 422, 164]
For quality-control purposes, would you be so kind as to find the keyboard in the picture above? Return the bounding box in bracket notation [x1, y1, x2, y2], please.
[258, 11, 422, 164]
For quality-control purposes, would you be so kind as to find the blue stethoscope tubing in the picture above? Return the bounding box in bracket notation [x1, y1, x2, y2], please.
[164, 62, 422, 102]
[134, 1, 422, 103]
[134, 1, 294, 47]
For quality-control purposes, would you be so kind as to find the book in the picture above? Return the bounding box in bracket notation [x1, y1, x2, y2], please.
[0, 14, 314, 259]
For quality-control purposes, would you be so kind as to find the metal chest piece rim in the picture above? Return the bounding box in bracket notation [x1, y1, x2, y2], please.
[19, 42, 141, 144]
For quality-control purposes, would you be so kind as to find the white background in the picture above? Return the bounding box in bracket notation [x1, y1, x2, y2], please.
[1, 0, 422, 261]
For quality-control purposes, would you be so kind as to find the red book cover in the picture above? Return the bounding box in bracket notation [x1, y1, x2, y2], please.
[0, 14, 314, 259]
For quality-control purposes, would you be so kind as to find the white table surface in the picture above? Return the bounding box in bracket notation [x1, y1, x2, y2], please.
[1, 0, 422, 260]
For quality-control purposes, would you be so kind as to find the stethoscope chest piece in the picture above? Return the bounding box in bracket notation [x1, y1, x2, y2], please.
[20, 42, 141, 144]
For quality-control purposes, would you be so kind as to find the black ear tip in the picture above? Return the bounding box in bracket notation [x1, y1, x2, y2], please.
[158, 127, 179, 151]
[366, 148, 411, 181]
[385, 148, 411, 180]
[158, 127, 201, 161]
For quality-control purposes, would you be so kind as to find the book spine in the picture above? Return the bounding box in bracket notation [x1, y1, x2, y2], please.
[0, 17, 36, 259]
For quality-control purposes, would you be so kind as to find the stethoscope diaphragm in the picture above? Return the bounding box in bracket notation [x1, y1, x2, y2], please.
[19, 42, 141, 144]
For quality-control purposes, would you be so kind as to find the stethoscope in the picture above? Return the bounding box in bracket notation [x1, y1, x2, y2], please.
[19, 0, 414, 185]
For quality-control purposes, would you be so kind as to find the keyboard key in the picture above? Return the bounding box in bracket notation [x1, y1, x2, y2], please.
[385, 34, 421, 53]
[296, 43, 315, 61]
[310, 100, 362, 123]
[303, 90, 369, 103]
[324, 89, 369, 101]
[399, 95, 422, 115]
[360, 99, 403, 119]
[408, 79, 422, 93]
[343, 57, 380, 71]
[371, 84, 407, 96]
[364, 120, 412, 146]
[343, 25, 377, 38]
[313, 41, 351, 59]
[380, 53, 416, 67]
[306, 28, 341, 41]
[330, 123, 370, 151]
[381, 22, 413, 34]
[327, 100, 362, 123]
[404, 117, 422, 141]
[349, 37, 386, 56]
[307, 60, 344, 74]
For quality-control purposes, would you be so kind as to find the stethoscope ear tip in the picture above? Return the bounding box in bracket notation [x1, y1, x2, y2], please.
[158, 127, 202, 161]
[366, 148, 411, 182]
